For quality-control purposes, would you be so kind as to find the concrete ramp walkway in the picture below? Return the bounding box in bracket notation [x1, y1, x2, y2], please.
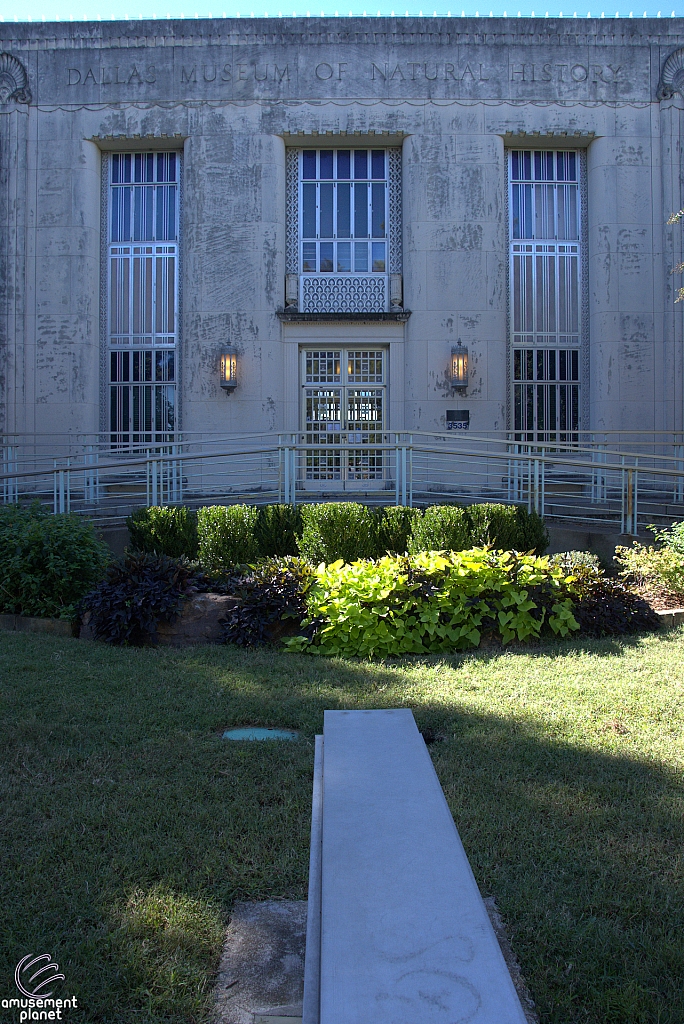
[303, 708, 529, 1024]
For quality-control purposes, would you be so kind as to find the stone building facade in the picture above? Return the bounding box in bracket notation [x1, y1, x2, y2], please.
[2, 17, 684, 475]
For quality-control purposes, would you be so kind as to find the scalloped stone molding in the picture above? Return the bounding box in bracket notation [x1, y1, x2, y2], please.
[0, 52, 31, 103]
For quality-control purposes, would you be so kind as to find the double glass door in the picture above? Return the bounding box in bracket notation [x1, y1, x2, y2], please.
[302, 349, 386, 483]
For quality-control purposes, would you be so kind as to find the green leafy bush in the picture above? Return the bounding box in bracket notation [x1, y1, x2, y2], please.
[549, 550, 601, 573]
[468, 503, 549, 554]
[255, 504, 302, 558]
[614, 542, 684, 596]
[650, 519, 684, 554]
[197, 505, 260, 572]
[80, 552, 208, 645]
[286, 548, 578, 658]
[220, 557, 314, 647]
[565, 563, 661, 636]
[127, 506, 199, 559]
[0, 504, 109, 619]
[376, 505, 422, 555]
[297, 503, 379, 564]
[408, 505, 470, 555]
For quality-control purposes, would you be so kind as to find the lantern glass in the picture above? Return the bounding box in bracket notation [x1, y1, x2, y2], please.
[220, 350, 238, 389]
[450, 344, 468, 389]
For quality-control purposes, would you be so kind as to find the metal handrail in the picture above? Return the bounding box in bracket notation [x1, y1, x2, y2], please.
[2, 430, 684, 536]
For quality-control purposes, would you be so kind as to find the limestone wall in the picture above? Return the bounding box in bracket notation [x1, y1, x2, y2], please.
[1, 17, 683, 443]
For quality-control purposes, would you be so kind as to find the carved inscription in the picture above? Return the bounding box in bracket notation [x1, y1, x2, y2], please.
[67, 64, 157, 85]
[63, 59, 623, 89]
[181, 63, 290, 82]
[509, 62, 621, 82]
[370, 61, 489, 81]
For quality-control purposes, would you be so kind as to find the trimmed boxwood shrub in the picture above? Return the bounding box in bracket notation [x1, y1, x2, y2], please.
[0, 503, 109, 619]
[408, 505, 470, 555]
[297, 502, 379, 564]
[467, 503, 549, 554]
[127, 505, 198, 559]
[285, 548, 578, 658]
[377, 505, 422, 555]
[255, 504, 302, 558]
[197, 505, 260, 572]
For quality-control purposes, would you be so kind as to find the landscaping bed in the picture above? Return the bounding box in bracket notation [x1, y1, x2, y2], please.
[1, 631, 683, 1023]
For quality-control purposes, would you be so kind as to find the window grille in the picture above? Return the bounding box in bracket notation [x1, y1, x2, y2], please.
[107, 153, 179, 446]
[509, 151, 582, 443]
[292, 148, 397, 313]
[302, 349, 386, 481]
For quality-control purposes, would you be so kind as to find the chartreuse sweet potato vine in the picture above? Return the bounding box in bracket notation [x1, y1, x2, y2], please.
[285, 547, 579, 658]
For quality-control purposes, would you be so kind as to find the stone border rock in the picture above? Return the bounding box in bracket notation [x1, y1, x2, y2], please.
[0, 613, 74, 636]
[655, 608, 684, 628]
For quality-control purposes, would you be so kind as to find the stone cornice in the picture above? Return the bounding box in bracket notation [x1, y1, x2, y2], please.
[3, 17, 684, 51]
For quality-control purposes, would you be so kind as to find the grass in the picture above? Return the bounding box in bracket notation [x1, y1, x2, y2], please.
[1, 630, 683, 1023]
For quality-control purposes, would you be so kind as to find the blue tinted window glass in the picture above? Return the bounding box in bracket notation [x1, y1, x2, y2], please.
[302, 242, 317, 272]
[371, 182, 385, 237]
[354, 150, 368, 180]
[372, 242, 386, 272]
[111, 189, 122, 241]
[112, 154, 121, 184]
[567, 151, 576, 182]
[302, 150, 317, 179]
[337, 150, 350, 179]
[354, 242, 368, 272]
[320, 242, 334, 272]
[302, 183, 317, 238]
[511, 151, 520, 181]
[371, 150, 385, 179]
[354, 182, 368, 237]
[320, 150, 334, 179]
[337, 183, 351, 238]
[134, 153, 143, 184]
[320, 183, 334, 237]
[337, 242, 351, 273]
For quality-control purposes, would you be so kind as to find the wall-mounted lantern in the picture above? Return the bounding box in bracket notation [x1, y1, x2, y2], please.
[450, 342, 469, 392]
[220, 348, 238, 391]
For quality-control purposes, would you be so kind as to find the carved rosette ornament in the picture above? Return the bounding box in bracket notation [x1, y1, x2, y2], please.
[0, 52, 31, 103]
[658, 47, 684, 101]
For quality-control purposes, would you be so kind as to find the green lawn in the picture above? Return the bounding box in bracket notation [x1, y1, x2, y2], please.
[1, 629, 683, 1023]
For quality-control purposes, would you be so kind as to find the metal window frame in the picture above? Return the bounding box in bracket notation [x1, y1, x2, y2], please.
[297, 148, 390, 276]
[506, 147, 588, 440]
[101, 150, 183, 446]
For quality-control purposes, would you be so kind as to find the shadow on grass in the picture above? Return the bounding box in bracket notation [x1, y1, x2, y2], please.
[0, 631, 682, 1024]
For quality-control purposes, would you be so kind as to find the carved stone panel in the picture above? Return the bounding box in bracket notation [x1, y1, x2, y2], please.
[658, 47, 684, 100]
[0, 53, 31, 103]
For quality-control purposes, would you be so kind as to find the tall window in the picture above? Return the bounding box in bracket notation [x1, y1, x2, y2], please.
[108, 152, 179, 446]
[509, 150, 582, 442]
[300, 149, 388, 276]
[302, 348, 385, 482]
